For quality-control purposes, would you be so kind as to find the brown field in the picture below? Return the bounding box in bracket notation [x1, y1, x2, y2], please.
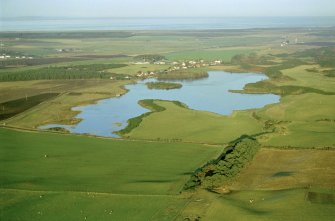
[176, 148, 335, 221]
[0, 79, 131, 103]
[1, 79, 130, 128]
[230, 148, 335, 190]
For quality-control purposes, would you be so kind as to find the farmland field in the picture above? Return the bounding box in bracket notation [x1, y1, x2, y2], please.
[177, 188, 335, 221]
[126, 100, 263, 144]
[257, 93, 335, 148]
[0, 128, 222, 220]
[176, 148, 335, 220]
[1, 189, 188, 221]
[231, 148, 335, 190]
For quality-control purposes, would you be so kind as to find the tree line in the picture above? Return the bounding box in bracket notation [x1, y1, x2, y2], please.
[184, 135, 261, 190]
[0, 64, 126, 81]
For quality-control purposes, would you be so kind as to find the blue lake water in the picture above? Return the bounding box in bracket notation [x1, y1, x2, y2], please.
[40, 71, 280, 137]
[2, 17, 335, 31]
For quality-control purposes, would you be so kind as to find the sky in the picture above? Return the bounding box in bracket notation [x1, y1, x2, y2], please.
[1, 0, 335, 18]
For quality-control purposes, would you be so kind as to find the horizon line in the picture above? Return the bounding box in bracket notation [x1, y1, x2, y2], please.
[2, 15, 335, 20]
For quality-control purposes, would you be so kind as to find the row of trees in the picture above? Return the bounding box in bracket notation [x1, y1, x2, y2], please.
[0, 57, 88, 69]
[157, 70, 208, 80]
[0, 64, 126, 81]
[184, 136, 261, 190]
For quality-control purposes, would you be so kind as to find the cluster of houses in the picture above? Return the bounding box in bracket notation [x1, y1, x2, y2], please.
[168, 59, 222, 71]
[280, 40, 290, 47]
[280, 36, 303, 47]
[55, 48, 78, 53]
[0, 54, 33, 59]
[134, 59, 223, 78]
[136, 71, 156, 77]
[133, 61, 167, 65]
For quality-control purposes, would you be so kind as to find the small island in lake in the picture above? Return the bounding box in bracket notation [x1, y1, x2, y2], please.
[146, 82, 183, 90]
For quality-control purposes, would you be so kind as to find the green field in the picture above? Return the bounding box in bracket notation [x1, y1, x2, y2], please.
[257, 93, 335, 148]
[264, 121, 335, 148]
[177, 148, 335, 220]
[1, 189, 187, 221]
[279, 65, 335, 93]
[231, 148, 335, 190]
[0, 128, 222, 220]
[166, 47, 257, 62]
[126, 100, 263, 144]
[177, 188, 335, 221]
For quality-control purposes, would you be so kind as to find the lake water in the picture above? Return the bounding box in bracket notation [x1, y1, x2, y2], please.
[2, 17, 335, 31]
[40, 71, 280, 137]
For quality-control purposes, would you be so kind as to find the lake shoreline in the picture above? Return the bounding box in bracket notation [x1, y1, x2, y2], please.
[39, 71, 280, 138]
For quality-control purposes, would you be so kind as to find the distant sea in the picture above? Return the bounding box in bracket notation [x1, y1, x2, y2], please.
[1, 17, 335, 32]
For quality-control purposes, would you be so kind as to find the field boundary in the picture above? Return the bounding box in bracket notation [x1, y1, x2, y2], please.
[0, 126, 223, 147]
[0, 188, 185, 198]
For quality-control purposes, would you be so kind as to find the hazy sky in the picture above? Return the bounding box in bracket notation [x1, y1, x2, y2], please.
[1, 0, 335, 18]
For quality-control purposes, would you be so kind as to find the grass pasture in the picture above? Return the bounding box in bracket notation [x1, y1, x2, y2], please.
[176, 148, 335, 221]
[279, 65, 335, 93]
[126, 100, 263, 144]
[166, 47, 257, 62]
[0, 189, 187, 221]
[257, 93, 335, 148]
[231, 148, 335, 190]
[264, 121, 335, 148]
[0, 127, 222, 193]
[259, 93, 335, 122]
[177, 188, 335, 221]
[0, 128, 222, 220]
